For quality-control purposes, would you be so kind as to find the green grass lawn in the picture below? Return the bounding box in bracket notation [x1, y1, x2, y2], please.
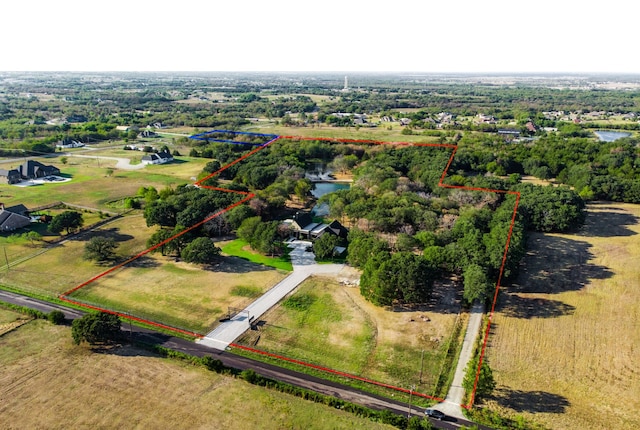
[221, 239, 293, 271]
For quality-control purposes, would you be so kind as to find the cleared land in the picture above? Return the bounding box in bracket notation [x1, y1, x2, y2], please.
[237, 275, 461, 396]
[0, 215, 151, 297]
[72, 254, 288, 333]
[485, 202, 640, 430]
[0, 320, 392, 429]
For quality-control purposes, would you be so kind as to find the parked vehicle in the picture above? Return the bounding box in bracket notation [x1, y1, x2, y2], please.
[425, 409, 446, 420]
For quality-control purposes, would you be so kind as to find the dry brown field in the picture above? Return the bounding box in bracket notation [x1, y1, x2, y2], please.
[0, 319, 392, 429]
[485, 202, 640, 429]
[73, 253, 288, 333]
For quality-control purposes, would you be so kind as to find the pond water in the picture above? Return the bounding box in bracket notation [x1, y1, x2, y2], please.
[311, 182, 350, 199]
[594, 130, 631, 142]
[310, 182, 350, 216]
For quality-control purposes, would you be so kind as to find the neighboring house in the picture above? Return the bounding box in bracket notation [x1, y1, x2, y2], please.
[56, 138, 85, 149]
[138, 130, 158, 138]
[0, 169, 22, 184]
[0, 160, 60, 183]
[18, 160, 60, 179]
[0, 203, 31, 232]
[141, 150, 173, 165]
[283, 211, 348, 240]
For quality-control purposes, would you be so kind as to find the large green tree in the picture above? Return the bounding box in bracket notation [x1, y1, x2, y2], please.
[72, 311, 121, 345]
[313, 233, 340, 259]
[83, 236, 118, 263]
[181, 237, 221, 265]
[360, 252, 435, 306]
[462, 264, 492, 304]
[48, 210, 83, 234]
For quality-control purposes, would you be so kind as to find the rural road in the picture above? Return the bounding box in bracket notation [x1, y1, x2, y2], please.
[199, 240, 344, 349]
[66, 153, 146, 170]
[0, 289, 488, 429]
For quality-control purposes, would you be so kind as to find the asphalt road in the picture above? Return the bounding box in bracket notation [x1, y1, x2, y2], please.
[0, 289, 490, 430]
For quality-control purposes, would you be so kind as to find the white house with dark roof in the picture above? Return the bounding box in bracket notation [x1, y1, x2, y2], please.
[283, 212, 348, 240]
[141, 150, 173, 165]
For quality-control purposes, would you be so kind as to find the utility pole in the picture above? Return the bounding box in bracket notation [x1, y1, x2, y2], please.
[408, 384, 415, 418]
[419, 349, 425, 384]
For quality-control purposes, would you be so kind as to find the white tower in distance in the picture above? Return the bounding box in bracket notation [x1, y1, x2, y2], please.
[342, 75, 349, 92]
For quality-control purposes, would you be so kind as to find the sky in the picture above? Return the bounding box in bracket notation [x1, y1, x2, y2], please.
[1, 0, 638, 74]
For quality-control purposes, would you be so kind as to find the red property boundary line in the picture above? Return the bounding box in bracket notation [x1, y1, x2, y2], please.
[58, 133, 519, 409]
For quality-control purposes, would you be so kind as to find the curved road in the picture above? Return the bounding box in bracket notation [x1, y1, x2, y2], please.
[0, 289, 488, 429]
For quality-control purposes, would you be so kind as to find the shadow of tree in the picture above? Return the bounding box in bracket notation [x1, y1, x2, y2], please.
[206, 256, 280, 273]
[579, 204, 639, 238]
[511, 234, 613, 294]
[126, 255, 161, 269]
[495, 388, 570, 413]
[74, 227, 134, 243]
[498, 293, 575, 318]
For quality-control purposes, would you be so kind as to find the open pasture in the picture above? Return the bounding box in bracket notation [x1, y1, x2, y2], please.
[0, 320, 391, 429]
[486, 202, 640, 430]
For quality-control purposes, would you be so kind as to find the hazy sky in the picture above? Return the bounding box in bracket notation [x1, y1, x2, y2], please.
[2, 0, 638, 73]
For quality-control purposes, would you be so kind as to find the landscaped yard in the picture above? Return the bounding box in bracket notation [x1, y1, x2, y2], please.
[485, 202, 640, 430]
[0, 152, 206, 211]
[220, 238, 293, 271]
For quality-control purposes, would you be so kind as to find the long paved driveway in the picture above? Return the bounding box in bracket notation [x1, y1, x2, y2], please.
[198, 240, 344, 350]
[435, 301, 485, 419]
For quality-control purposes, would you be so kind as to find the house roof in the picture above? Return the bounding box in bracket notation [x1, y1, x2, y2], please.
[142, 151, 173, 162]
[292, 212, 313, 229]
[19, 160, 59, 178]
[0, 209, 31, 231]
[0, 169, 20, 177]
[5, 204, 28, 215]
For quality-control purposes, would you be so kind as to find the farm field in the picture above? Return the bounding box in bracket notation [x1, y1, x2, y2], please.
[71, 253, 288, 333]
[0, 319, 392, 430]
[237, 275, 462, 397]
[246, 123, 444, 143]
[485, 202, 640, 430]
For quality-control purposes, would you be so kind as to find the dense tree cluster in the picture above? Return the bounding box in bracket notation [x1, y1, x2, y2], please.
[143, 186, 234, 264]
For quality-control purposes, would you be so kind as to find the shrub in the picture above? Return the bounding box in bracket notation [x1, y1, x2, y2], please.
[47, 310, 66, 325]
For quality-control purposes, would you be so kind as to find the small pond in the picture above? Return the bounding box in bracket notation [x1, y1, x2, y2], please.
[593, 130, 632, 142]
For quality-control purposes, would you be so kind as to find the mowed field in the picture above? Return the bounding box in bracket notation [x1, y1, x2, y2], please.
[486, 202, 640, 429]
[0, 316, 393, 430]
[72, 254, 288, 333]
[238, 275, 461, 396]
[0, 215, 151, 296]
